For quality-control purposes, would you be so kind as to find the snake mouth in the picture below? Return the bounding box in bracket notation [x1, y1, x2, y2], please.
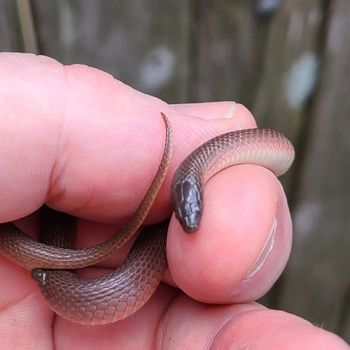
[183, 224, 198, 234]
[181, 213, 201, 233]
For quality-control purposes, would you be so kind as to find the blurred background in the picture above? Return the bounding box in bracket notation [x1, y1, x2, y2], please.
[1, 0, 349, 342]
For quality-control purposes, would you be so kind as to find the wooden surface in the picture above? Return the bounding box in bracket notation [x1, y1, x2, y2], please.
[1, 0, 349, 342]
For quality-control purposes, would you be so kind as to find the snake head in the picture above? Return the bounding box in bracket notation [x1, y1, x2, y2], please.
[172, 179, 203, 233]
[31, 269, 47, 285]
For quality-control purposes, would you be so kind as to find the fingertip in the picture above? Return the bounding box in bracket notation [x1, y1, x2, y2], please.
[167, 165, 288, 303]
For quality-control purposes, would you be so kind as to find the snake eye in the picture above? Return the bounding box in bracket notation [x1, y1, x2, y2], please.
[31, 269, 47, 284]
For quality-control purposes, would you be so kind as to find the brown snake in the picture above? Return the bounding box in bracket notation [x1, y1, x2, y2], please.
[0, 113, 294, 325]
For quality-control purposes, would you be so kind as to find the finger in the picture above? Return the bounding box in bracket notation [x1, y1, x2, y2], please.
[159, 297, 348, 349]
[167, 163, 293, 303]
[0, 53, 255, 225]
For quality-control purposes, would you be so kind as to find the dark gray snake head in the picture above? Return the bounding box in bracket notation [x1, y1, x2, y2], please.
[172, 179, 203, 233]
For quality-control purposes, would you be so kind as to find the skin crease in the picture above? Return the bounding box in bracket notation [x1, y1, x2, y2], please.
[0, 53, 348, 349]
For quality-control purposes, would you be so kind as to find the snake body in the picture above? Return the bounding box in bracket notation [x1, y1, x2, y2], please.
[0, 114, 294, 325]
[32, 215, 168, 325]
[172, 128, 294, 233]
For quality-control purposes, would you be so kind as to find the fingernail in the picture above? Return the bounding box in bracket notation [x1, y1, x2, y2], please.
[222, 101, 237, 119]
[171, 101, 237, 120]
[244, 218, 277, 279]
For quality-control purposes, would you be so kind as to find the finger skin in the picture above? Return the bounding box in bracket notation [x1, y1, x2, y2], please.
[158, 296, 349, 350]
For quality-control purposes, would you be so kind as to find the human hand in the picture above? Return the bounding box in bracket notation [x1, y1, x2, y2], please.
[0, 53, 347, 349]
